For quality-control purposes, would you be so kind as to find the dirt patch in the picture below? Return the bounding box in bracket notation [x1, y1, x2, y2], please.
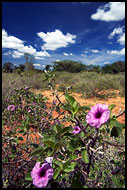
[32, 89, 125, 124]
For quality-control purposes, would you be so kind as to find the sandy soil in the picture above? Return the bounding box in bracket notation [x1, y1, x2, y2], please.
[32, 89, 125, 124]
[3, 89, 125, 159]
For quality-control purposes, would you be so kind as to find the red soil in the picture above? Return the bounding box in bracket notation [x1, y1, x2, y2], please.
[3, 89, 125, 157]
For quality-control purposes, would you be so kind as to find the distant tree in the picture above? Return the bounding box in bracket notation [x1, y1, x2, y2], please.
[87, 65, 102, 73]
[102, 61, 125, 74]
[24, 53, 35, 70]
[2, 62, 15, 73]
[112, 61, 125, 74]
[18, 64, 25, 72]
[45, 65, 52, 71]
[53, 60, 87, 73]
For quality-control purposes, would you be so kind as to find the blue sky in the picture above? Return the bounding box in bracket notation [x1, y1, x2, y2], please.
[2, 2, 125, 69]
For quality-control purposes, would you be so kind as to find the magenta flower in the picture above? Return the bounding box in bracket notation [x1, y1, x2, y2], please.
[25, 87, 28, 90]
[86, 103, 110, 128]
[28, 109, 31, 113]
[31, 162, 53, 188]
[7, 105, 15, 111]
[72, 126, 81, 134]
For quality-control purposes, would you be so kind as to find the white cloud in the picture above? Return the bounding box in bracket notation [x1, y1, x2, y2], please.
[35, 56, 44, 60]
[104, 61, 110, 64]
[33, 64, 45, 67]
[107, 48, 125, 55]
[91, 49, 100, 53]
[35, 51, 50, 57]
[63, 52, 73, 56]
[63, 52, 69, 56]
[84, 50, 89, 54]
[91, 2, 125, 22]
[2, 29, 24, 49]
[18, 45, 36, 54]
[12, 51, 24, 58]
[3, 50, 12, 56]
[108, 26, 125, 45]
[2, 29, 51, 59]
[55, 59, 60, 62]
[81, 54, 87, 57]
[117, 33, 125, 45]
[108, 26, 124, 39]
[37, 29, 76, 51]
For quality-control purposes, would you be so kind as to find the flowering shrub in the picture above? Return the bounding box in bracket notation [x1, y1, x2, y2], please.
[2, 72, 125, 188]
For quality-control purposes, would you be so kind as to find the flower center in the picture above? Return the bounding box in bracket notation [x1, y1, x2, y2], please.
[74, 127, 78, 131]
[39, 169, 46, 177]
[95, 111, 102, 118]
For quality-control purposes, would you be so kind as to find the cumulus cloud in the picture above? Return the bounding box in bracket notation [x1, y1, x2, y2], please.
[35, 51, 50, 57]
[117, 33, 125, 45]
[90, 49, 100, 53]
[55, 59, 60, 62]
[104, 61, 110, 64]
[33, 64, 45, 67]
[37, 29, 76, 51]
[2, 29, 24, 49]
[63, 52, 73, 56]
[91, 2, 125, 22]
[108, 26, 125, 45]
[12, 51, 24, 58]
[108, 26, 124, 39]
[107, 48, 125, 55]
[2, 29, 51, 59]
[81, 54, 87, 57]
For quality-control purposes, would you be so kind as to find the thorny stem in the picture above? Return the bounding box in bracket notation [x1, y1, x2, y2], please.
[116, 110, 125, 118]
[102, 140, 125, 148]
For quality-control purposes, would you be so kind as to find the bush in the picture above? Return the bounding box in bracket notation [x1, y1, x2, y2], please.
[2, 87, 125, 188]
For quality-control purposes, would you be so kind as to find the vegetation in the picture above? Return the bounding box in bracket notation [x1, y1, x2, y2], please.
[2, 55, 125, 188]
[2, 71, 125, 188]
[2, 58, 125, 74]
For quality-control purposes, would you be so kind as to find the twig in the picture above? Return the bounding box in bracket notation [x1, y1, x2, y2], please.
[116, 110, 125, 118]
[103, 140, 125, 148]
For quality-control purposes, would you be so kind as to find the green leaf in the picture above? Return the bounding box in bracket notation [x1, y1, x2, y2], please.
[69, 154, 78, 160]
[63, 161, 76, 172]
[25, 173, 32, 181]
[108, 104, 116, 110]
[31, 143, 39, 148]
[72, 172, 83, 188]
[111, 122, 123, 137]
[31, 147, 44, 156]
[55, 124, 62, 132]
[40, 147, 52, 157]
[55, 126, 73, 139]
[69, 139, 79, 151]
[54, 141, 66, 152]
[65, 93, 76, 107]
[55, 160, 63, 169]
[110, 118, 116, 128]
[43, 140, 55, 149]
[112, 175, 120, 187]
[81, 150, 89, 164]
[53, 167, 61, 180]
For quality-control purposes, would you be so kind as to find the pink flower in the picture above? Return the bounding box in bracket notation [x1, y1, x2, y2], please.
[7, 105, 15, 111]
[25, 87, 28, 90]
[31, 162, 53, 188]
[72, 126, 81, 134]
[86, 103, 110, 128]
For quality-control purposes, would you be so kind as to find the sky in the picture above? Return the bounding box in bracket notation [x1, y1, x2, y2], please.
[2, 2, 125, 69]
